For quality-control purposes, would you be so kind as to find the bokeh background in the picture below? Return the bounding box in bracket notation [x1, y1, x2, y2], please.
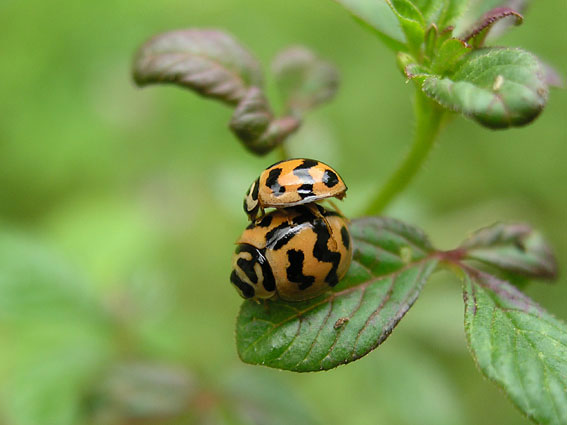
[0, 0, 565, 424]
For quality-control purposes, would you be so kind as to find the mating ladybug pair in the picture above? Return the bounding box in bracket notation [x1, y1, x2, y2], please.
[230, 159, 353, 302]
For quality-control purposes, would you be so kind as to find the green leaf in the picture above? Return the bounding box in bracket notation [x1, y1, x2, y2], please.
[331, 0, 406, 51]
[229, 87, 301, 155]
[0, 232, 113, 425]
[132, 29, 263, 105]
[460, 222, 558, 280]
[431, 38, 470, 75]
[272, 46, 340, 116]
[386, 0, 426, 53]
[236, 217, 439, 372]
[421, 47, 548, 128]
[462, 269, 567, 425]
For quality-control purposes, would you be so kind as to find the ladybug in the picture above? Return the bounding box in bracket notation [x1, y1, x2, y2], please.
[243, 158, 347, 221]
[230, 205, 353, 302]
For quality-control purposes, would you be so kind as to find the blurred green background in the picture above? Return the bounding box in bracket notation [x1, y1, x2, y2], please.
[0, 0, 565, 424]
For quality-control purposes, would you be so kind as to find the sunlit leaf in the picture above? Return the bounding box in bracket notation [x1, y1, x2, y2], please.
[331, 0, 406, 51]
[236, 217, 439, 372]
[272, 46, 339, 115]
[421, 47, 548, 128]
[460, 222, 557, 280]
[462, 269, 567, 425]
[133, 29, 263, 105]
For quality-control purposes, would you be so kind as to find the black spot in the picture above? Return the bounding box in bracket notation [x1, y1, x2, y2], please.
[230, 270, 255, 298]
[257, 215, 273, 228]
[340, 226, 350, 250]
[322, 169, 339, 187]
[251, 178, 259, 200]
[286, 249, 315, 290]
[266, 168, 285, 196]
[311, 219, 342, 286]
[297, 183, 314, 199]
[293, 160, 317, 184]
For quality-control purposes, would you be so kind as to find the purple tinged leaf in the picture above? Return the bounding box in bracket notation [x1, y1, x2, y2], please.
[236, 217, 438, 372]
[460, 222, 557, 280]
[229, 87, 301, 156]
[460, 7, 523, 47]
[132, 29, 263, 105]
[272, 46, 340, 116]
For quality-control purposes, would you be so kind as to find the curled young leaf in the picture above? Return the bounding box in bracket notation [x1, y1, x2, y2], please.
[462, 269, 567, 425]
[236, 217, 439, 372]
[460, 7, 523, 48]
[459, 222, 557, 280]
[421, 47, 548, 128]
[133, 29, 263, 105]
[272, 46, 340, 116]
[431, 38, 470, 75]
[229, 87, 300, 155]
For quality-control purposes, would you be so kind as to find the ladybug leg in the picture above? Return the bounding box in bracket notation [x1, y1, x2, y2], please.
[307, 204, 338, 250]
[327, 199, 347, 221]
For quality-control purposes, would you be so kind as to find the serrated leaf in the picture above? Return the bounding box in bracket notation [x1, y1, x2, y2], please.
[272, 46, 340, 116]
[460, 7, 523, 48]
[236, 217, 439, 372]
[462, 269, 567, 425]
[229, 87, 301, 155]
[421, 47, 548, 128]
[460, 222, 557, 280]
[455, 0, 529, 39]
[331, 0, 406, 51]
[133, 29, 263, 105]
[387, 0, 426, 52]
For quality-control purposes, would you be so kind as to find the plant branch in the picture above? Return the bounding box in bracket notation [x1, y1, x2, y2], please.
[365, 90, 443, 215]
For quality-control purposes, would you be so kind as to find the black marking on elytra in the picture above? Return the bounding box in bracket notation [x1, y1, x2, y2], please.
[286, 249, 315, 290]
[297, 183, 315, 199]
[293, 160, 318, 185]
[257, 214, 273, 228]
[266, 221, 306, 250]
[251, 178, 259, 200]
[237, 253, 258, 284]
[322, 169, 339, 188]
[230, 270, 255, 299]
[266, 168, 285, 196]
[312, 219, 342, 286]
[235, 245, 275, 292]
[340, 226, 350, 250]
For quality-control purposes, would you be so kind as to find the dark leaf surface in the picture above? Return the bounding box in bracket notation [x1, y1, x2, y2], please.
[133, 29, 263, 105]
[463, 269, 567, 425]
[229, 87, 300, 155]
[236, 217, 439, 372]
[421, 47, 548, 128]
[460, 222, 557, 280]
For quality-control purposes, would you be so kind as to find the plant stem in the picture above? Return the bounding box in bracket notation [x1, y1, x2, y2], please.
[278, 143, 290, 161]
[365, 91, 444, 216]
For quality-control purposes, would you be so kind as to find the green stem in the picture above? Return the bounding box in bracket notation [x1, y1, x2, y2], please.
[278, 143, 290, 161]
[365, 91, 444, 216]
